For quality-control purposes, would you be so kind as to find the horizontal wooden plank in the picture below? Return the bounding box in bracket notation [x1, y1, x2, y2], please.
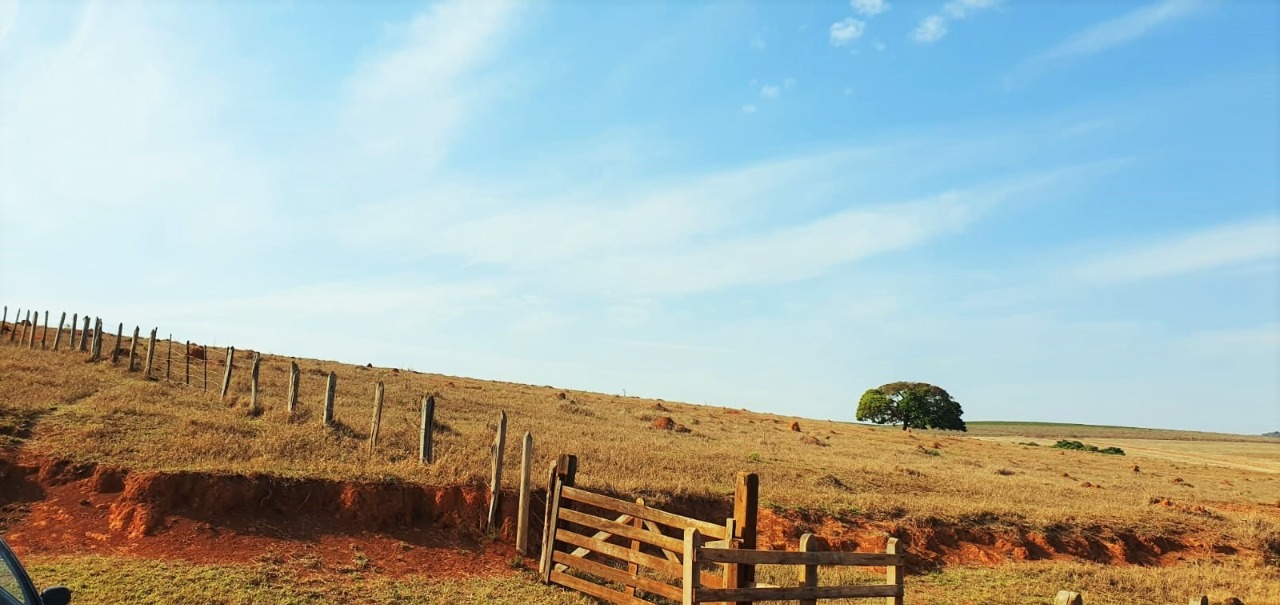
[553, 551, 681, 601]
[555, 512, 632, 573]
[562, 486, 728, 538]
[549, 570, 652, 605]
[696, 584, 904, 602]
[557, 528, 683, 578]
[561, 508, 685, 554]
[697, 548, 904, 567]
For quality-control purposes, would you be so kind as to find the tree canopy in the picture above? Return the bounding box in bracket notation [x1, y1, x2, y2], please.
[856, 381, 966, 431]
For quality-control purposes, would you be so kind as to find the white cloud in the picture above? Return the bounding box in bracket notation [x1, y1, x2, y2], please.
[829, 18, 866, 46]
[913, 0, 998, 44]
[741, 104, 757, 113]
[851, 0, 889, 17]
[343, 0, 523, 169]
[943, 0, 999, 19]
[912, 15, 948, 44]
[1013, 0, 1203, 82]
[760, 84, 780, 99]
[1073, 217, 1280, 285]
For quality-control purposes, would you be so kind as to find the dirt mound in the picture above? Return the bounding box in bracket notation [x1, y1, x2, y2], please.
[652, 416, 675, 430]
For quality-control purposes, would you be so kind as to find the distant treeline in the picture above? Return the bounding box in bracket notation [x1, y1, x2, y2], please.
[1264, 431, 1280, 438]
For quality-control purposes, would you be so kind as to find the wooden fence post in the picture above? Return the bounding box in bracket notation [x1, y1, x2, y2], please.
[68, 313, 76, 348]
[287, 362, 299, 414]
[203, 350, 208, 391]
[220, 347, 235, 399]
[22, 311, 32, 348]
[1054, 591, 1083, 605]
[419, 395, 435, 464]
[31, 312, 41, 349]
[683, 528, 702, 605]
[887, 538, 904, 605]
[165, 335, 173, 380]
[1, 306, 5, 340]
[516, 431, 534, 556]
[322, 371, 336, 426]
[110, 323, 122, 364]
[486, 411, 508, 531]
[184, 341, 190, 385]
[127, 327, 139, 370]
[367, 381, 384, 455]
[53, 312, 66, 351]
[626, 497, 647, 597]
[89, 318, 102, 360]
[249, 352, 262, 414]
[143, 328, 158, 379]
[539, 461, 565, 583]
[41, 311, 49, 349]
[798, 534, 827, 605]
[79, 315, 90, 352]
[18, 311, 28, 346]
[733, 472, 759, 602]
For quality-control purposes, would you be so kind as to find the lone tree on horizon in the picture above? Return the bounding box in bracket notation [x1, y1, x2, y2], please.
[857, 381, 967, 431]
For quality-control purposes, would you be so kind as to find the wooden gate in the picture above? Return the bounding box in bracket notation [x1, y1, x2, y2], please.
[539, 455, 742, 604]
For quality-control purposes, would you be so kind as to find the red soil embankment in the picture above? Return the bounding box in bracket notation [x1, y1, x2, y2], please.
[0, 454, 522, 579]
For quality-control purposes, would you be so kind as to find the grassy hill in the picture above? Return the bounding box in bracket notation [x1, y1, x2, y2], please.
[2, 328, 1279, 603]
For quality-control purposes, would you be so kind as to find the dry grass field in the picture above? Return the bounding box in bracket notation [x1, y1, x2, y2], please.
[2, 329, 1278, 603]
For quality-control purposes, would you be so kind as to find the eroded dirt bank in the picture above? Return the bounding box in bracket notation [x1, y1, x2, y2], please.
[0, 453, 522, 579]
[1, 453, 1272, 576]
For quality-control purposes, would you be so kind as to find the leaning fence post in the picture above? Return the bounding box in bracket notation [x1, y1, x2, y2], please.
[110, 323, 122, 364]
[31, 312, 41, 349]
[682, 528, 702, 605]
[539, 461, 564, 583]
[322, 371, 336, 426]
[24, 311, 34, 348]
[486, 411, 508, 531]
[419, 395, 435, 464]
[1054, 591, 1083, 605]
[88, 318, 102, 360]
[79, 315, 90, 352]
[40, 311, 49, 349]
[249, 352, 262, 414]
[127, 327, 139, 370]
[53, 312, 66, 351]
[220, 347, 235, 399]
[367, 381, 384, 455]
[143, 328, 158, 378]
[1, 306, 5, 340]
[516, 431, 534, 556]
[68, 312, 76, 348]
[887, 537, 904, 605]
[287, 362, 300, 414]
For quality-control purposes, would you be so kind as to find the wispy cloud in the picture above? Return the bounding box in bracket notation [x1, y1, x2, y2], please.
[760, 84, 780, 99]
[912, 0, 999, 44]
[830, 17, 866, 46]
[1073, 216, 1280, 285]
[343, 0, 524, 169]
[0, 0, 19, 47]
[1010, 0, 1204, 84]
[851, 0, 890, 17]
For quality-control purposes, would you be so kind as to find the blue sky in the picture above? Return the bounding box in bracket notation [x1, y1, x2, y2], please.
[0, 0, 1276, 434]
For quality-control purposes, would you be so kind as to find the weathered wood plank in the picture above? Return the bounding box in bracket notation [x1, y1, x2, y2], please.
[886, 537, 903, 605]
[487, 411, 507, 531]
[697, 584, 903, 602]
[559, 508, 684, 553]
[561, 486, 727, 538]
[556, 528, 683, 578]
[697, 548, 904, 567]
[53, 312, 65, 351]
[552, 551, 681, 601]
[367, 381, 384, 455]
[549, 570, 652, 605]
[220, 346, 235, 398]
[540, 473, 564, 583]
